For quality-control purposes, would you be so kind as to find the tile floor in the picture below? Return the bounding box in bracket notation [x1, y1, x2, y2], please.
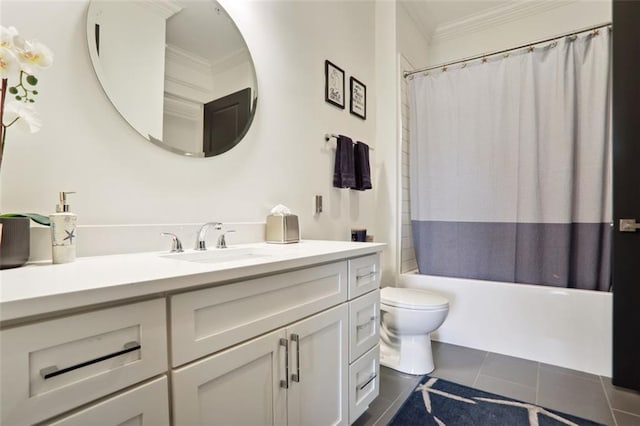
[354, 342, 640, 426]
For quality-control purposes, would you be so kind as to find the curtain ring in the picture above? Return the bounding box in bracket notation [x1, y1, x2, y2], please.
[423, 71, 429, 76]
[528, 46, 535, 53]
[568, 34, 578, 42]
[482, 57, 487, 63]
[442, 66, 447, 72]
[461, 63, 467, 69]
[408, 75, 414, 81]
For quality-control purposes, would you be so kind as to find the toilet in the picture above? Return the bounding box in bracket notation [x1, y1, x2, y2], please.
[379, 287, 449, 375]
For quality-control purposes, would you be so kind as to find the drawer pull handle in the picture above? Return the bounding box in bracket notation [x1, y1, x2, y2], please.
[356, 316, 377, 330]
[359, 373, 377, 390]
[40, 341, 141, 380]
[279, 338, 289, 389]
[356, 271, 376, 280]
[291, 334, 301, 383]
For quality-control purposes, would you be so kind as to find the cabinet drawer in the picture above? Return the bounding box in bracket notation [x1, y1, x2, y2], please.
[0, 299, 167, 425]
[49, 376, 169, 426]
[171, 261, 348, 366]
[348, 254, 381, 299]
[349, 289, 380, 363]
[349, 344, 380, 424]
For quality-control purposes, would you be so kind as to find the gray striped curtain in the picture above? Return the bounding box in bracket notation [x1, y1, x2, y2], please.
[408, 29, 612, 291]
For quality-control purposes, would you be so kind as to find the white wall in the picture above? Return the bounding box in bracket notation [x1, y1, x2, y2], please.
[396, 4, 429, 275]
[1, 1, 380, 252]
[397, 3, 430, 70]
[374, 0, 398, 285]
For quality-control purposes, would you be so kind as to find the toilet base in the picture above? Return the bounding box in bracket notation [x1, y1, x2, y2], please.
[380, 332, 435, 375]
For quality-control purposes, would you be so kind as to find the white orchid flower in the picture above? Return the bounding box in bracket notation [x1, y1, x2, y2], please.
[0, 26, 20, 50]
[0, 46, 20, 79]
[16, 39, 53, 72]
[3, 99, 42, 133]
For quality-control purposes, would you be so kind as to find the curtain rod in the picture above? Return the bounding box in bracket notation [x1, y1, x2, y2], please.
[403, 22, 612, 79]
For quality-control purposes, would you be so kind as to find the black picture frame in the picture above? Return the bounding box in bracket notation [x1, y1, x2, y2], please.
[325, 60, 345, 109]
[350, 77, 366, 120]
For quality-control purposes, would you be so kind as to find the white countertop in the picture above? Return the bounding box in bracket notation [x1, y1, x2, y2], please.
[0, 240, 385, 323]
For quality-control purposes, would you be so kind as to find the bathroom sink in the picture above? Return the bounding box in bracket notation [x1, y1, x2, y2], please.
[160, 248, 273, 264]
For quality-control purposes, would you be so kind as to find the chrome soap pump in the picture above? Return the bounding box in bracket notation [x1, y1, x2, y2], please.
[49, 191, 77, 264]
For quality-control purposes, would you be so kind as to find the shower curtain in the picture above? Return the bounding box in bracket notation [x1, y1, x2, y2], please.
[408, 29, 612, 291]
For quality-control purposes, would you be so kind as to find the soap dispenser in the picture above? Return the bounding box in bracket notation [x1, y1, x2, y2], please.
[50, 191, 77, 264]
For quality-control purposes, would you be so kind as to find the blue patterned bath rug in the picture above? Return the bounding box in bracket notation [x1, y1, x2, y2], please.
[389, 376, 604, 425]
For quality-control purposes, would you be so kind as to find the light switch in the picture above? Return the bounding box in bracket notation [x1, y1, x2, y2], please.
[315, 195, 323, 214]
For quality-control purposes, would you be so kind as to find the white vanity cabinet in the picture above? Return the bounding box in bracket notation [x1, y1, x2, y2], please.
[172, 304, 349, 426]
[0, 241, 384, 425]
[171, 255, 381, 426]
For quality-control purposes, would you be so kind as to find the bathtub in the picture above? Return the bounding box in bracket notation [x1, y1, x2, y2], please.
[399, 273, 613, 377]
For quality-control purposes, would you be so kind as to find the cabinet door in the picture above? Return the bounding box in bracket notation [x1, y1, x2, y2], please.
[287, 304, 349, 426]
[172, 329, 287, 426]
[49, 377, 169, 426]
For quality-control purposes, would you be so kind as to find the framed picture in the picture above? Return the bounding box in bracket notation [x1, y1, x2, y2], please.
[325, 60, 345, 109]
[350, 77, 366, 120]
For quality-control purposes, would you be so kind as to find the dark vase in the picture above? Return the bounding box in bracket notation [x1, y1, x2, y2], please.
[0, 217, 31, 269]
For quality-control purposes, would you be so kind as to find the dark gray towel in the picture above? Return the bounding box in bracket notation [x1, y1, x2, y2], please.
[333, 135, 356, 188]
[354, 141, 372, 191]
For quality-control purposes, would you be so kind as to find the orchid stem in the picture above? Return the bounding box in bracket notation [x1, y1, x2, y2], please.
[0, 78, 7, 171]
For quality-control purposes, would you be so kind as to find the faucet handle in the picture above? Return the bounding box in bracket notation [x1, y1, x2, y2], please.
[216, 230, 236, 249]
[161, 232, 184, 253]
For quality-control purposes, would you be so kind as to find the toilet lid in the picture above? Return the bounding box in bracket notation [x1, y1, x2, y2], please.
[380, 287, 449, 310]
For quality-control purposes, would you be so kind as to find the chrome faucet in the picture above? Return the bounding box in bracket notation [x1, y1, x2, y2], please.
[195, 222, 222, 250]
[216, 230, 236, 249]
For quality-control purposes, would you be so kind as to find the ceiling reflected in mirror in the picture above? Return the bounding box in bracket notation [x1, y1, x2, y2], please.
[87, 0, 258, 158]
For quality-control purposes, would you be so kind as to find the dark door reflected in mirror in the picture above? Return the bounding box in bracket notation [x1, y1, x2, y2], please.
[204, 88, 251, 157]
[86, 1, 258, 158]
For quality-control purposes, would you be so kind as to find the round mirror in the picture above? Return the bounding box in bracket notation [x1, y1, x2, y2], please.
[86, 0, 258, 157]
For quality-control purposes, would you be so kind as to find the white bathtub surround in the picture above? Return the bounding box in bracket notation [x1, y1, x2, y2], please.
[399, 273, 612, 377]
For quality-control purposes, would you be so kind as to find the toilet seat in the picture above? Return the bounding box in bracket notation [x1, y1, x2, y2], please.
[381, 287, 449, 310]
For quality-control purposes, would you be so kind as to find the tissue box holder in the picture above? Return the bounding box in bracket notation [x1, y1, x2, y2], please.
[266, 214, 299, 244]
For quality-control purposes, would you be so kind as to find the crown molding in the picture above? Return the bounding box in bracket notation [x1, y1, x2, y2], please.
[210, 48, 250, 74]
[432, 1, 575, 42]
[163, 94, 202, 120]
[166, 44, 212, 74]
